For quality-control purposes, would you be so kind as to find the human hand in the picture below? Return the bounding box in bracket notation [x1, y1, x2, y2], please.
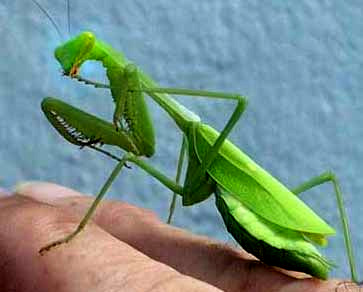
[0, 182, 352, 291]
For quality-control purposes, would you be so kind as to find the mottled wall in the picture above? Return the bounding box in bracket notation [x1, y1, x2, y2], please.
[1, 0, 362, 279]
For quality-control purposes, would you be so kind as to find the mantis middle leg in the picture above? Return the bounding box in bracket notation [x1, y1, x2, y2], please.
[167, 135, 187, 224]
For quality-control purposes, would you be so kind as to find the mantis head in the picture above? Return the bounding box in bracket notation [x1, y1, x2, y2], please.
[54, 31, 95, 76]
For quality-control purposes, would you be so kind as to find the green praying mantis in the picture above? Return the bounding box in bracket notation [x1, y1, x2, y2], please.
[33, 0, 360, 284]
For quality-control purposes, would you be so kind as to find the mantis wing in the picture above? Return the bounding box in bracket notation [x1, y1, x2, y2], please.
[195, 123, 335, 236]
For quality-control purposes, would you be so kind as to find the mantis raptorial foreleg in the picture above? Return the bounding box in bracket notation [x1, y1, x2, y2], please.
[291, 172, 358, 283]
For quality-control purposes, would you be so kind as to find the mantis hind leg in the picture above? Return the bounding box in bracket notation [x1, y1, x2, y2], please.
[291, 171, 359, 283]
[167, 135, 187, 224]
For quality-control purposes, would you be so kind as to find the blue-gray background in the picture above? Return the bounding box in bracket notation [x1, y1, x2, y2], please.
[0, 0, 362, 279]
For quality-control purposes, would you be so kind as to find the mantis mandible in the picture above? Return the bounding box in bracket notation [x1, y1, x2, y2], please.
[33, 0, 360, 283]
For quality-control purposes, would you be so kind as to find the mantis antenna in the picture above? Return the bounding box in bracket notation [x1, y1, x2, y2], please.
[66, 0, 71, 36]
[31, 0, 68, 41]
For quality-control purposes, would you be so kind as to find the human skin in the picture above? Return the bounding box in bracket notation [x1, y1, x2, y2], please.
[0, 182, 354, 292]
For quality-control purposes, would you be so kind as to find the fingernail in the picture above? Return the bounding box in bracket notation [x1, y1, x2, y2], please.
[14, 181, 81, 204]
[14, 181, 40, 194]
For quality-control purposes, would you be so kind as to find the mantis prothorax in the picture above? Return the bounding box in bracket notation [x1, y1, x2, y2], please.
[38, 30, 360, 282]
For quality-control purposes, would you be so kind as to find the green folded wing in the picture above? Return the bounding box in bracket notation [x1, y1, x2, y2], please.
[195, 123, 335, 235]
